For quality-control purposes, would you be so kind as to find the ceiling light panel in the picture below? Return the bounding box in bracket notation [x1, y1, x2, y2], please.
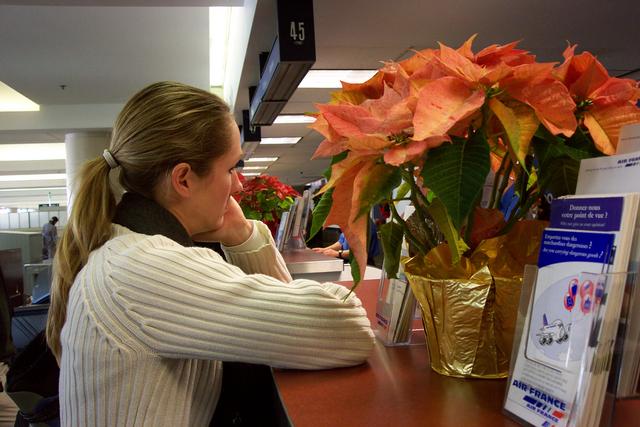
[0, 81, 40, 112]
[0, 173, 66, 182]
[260, 137, 301, 145]
[241, 166, 268, 170]
[274, 115, 315, 124]
[298, 70, 378, 89]
[0, 143, 66, 161]
[209, 7, 232, 89]
[246, 157, 279, 163]
[0, 186, 66, 193]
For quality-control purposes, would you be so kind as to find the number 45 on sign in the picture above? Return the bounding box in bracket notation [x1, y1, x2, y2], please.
[290, 21, 305, 43]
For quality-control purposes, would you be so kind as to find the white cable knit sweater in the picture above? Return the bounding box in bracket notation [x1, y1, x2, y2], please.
[59, 221, 374, 426]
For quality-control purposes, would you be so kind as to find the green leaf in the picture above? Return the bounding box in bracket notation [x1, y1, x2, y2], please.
[349, 254, 361, 288]
[245, 210, 262, 220]
[421, 133, 490, 230]
[425, 189, 436, 203]
[395, 180, 410, 200]
[277, 199, 291, 209]
[379, 221, 404, 279]
[356, 165, 401, 219]
[307, 188, 333, 243]
[322, 167, 331, 181]
[538, 156, 581, 199]
[426, 197, 469, 264]
[534, 127, 601, 162]
[323, 151, 349, 180]
[513, 168, 526, 198]
[332, 151, 349, 164]
[532, 128, 597, 199]
[534, 125, 563, 145]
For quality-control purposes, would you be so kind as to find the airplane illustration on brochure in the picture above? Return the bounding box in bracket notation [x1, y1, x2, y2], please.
[536, 314, 570, 346]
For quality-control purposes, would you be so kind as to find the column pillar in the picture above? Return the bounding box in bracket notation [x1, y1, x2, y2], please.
[64, 131, 110, 213]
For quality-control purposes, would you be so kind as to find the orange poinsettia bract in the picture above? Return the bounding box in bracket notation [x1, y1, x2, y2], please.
[319, 153, 381, 275]
[309, 36, 640, 281]
[556, 45, 640, 154]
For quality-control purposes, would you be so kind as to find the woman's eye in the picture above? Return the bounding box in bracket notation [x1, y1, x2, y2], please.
[231, 159, 244, 173]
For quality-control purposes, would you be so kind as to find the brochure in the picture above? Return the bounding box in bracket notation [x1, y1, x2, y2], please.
[576, 153, 640, 398]
[504, 194, 639, 427]
[375, 204, 417, 345]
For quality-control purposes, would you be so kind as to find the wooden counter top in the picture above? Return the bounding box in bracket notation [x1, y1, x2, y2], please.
[273, 279, 640, 427]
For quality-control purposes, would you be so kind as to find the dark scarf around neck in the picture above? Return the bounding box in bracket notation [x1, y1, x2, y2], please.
[112, 192, 193, 247]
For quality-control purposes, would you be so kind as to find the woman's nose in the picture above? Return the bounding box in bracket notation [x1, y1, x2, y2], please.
[231, 170, 244, 194]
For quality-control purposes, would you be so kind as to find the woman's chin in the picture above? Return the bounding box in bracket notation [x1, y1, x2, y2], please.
[212, 217, 225, 230]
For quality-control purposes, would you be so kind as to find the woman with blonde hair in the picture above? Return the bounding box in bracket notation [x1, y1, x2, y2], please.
[46, 81, 374, 426]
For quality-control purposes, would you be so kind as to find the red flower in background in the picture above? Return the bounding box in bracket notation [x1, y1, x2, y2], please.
[234, 174, 300, 237]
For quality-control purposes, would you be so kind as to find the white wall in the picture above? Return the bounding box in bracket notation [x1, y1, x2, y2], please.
[0, 208, 67, 230]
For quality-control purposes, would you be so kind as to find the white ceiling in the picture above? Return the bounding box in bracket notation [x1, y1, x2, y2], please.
[0, 0, 639, 208]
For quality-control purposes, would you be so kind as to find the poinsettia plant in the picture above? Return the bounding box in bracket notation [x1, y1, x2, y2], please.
[234, 173, 300, 237]
[308, 35, 640, 283]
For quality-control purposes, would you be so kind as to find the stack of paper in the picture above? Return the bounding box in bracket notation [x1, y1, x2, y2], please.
[504, 194, 639, 427]
[576, 139, 640, 398]
[375, 204, 417, 346]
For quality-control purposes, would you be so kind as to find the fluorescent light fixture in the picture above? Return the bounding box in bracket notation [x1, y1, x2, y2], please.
[0, 186, 66, 193]
[274, 114, 316, 124]
[0, 143, 66, 161]
[209, 7, 232, 90]
[298, 70, 378, 89]
[0, 173, 66, 182]
[260, 137, 301, 145]
[241, 172, 261, 176]
[246, 157, 279, 163]
[241, 166, 268, 170]
[0, 81, 40, 112]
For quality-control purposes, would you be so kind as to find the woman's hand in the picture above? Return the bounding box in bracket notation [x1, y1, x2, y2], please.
[192, 197, 253, 246]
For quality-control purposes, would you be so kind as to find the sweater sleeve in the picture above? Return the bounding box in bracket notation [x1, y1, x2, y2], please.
[103, 234, 375, 370]
[221, 220, 292, 282]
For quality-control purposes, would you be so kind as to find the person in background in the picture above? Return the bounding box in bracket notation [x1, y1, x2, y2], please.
[41, 216, 58, 260]
[312, 218, 382, 266]
[312, 232, 350, 261]
[46, 81, 374, 427]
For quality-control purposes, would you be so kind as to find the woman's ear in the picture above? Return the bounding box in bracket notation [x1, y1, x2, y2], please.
[170, 162, 193, 198]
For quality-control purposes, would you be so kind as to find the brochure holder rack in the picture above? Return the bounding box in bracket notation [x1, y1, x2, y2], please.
[284, 233, 307, 250]
[374, 269, 419, 346]
[503, 265, 640, 427]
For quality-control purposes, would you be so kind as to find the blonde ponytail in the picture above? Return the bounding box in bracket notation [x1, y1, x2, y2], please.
[46, 157, 116, 360]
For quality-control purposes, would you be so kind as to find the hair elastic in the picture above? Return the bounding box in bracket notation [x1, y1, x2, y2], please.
[102, 149, 119, 169]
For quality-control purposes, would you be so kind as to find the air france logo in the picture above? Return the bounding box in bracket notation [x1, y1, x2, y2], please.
[512, 379, 566, 424]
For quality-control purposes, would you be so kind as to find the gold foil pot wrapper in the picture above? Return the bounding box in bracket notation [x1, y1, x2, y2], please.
[404, 220, 547, 379]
